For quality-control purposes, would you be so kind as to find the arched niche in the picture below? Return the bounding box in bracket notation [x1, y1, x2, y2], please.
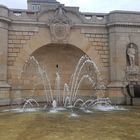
[31, 43, 92, 90]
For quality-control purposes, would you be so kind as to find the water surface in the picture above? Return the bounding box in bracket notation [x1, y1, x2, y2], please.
[0, 106, 139, 140]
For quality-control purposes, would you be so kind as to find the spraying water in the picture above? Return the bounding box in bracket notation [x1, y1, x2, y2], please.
[12, 55, 125, 113]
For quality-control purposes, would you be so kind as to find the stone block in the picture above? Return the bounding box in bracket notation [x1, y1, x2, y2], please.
[95, 34, 103, 38]
[110, 96, 126, 105]
[22, 32, 29, 35]
[16, 35, 25, 40]
[0, 99, 11, 105]
[0, 86, 11, 105]
[14, 44, 23, 48]
[28, 32, 34, 36]
[8, 44, 14, 48]
[103, 63, 109, 67]
[9, 35, 17, 40]
[8, 61, 14, 66]
[85, 34, 91, 38]
[20, 40, 27, 44]
[8, 48, 13, 53]
[133, 98, 140, 105]
[94, 38, 101, 42]
[8, 56, 16, 61]
[12, 40, 21, 44]
[101, 54, 109, 59]
[126, 97, 132, 105]
[88, 38, 94, 41]
[96, 46, 103, 51]
[92, 42, 98, 46]
[15, 32, 23, 35]
[101, 38, 108, 42]
[90, 34, 96, 38]
[104, 51, 109, 55]
[12, 48, 20, 53]
[8, 53, 17, 57]
[102, 47, 109, 51]
[24, 36, 30, 40]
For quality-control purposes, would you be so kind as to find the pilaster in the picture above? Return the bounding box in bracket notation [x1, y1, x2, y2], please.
[0, 5, 11, 104]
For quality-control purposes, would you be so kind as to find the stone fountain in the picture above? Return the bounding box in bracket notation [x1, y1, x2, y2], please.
[7, 54, 124, 113]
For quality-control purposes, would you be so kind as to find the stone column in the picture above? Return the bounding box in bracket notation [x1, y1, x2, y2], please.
[0, 5, 11, 105]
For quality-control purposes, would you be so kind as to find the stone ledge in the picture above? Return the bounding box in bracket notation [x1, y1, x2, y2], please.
[133, 98, 140, 105]
[109, 96, 126, 105]
[0, 81, 11, 88]
[107, 82, 124, 88]
[0, 99, 11, 105]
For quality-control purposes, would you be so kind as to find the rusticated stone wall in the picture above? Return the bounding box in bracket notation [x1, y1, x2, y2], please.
[8, 31, 36, 66]
[85, 33, 109, 68]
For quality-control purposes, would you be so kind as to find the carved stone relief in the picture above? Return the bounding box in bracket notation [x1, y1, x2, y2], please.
[49, 5, 72, 43]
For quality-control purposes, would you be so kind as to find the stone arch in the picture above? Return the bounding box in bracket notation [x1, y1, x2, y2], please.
[31, 43, 86, 89]
[13, 28, 103, 74]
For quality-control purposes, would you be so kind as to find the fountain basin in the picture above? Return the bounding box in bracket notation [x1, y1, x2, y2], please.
[0, 106, 139, 140]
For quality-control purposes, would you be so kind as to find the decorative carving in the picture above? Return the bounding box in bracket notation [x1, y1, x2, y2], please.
[126, 66, 139, 74]
[49, 5, 72, 43]
[126, 66, 140, 82]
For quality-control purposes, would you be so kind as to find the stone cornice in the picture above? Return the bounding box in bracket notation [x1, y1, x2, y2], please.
[11, 20, 107, 28]
[11, 20, 45, 26]
[9, 20, 140, 28]
[109, 10, 140, 15]
[74, 23, 106, 28]
[0, 16, 11, 23]
[107, 22, 140, 28]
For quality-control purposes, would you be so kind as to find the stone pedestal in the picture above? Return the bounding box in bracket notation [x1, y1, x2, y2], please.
[126, 66, 140, 82]
[126, 96, 132, 105]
